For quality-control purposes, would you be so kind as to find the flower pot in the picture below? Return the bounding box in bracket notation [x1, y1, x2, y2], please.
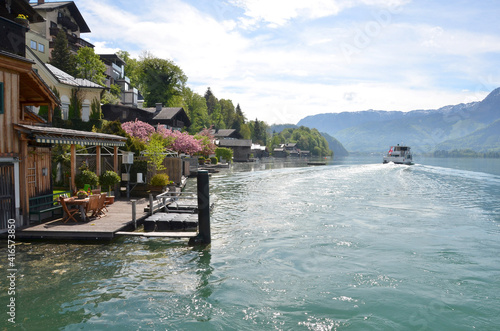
[15, 17, 29, 27]
[105, 196, 115, 205]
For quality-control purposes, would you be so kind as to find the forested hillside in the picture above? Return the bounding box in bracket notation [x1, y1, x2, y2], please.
[270, 127, 333, 156]
[296, 88, 500, 153]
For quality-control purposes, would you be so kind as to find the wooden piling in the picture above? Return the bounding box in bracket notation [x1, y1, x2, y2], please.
[190, 170, 210, 245]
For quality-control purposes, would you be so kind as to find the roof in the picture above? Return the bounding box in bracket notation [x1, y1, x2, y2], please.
[31, 1, 91, 33]
[210, 129, 241, 138]
[218, 139, 252, 147]
[99, 54, 126, 67]
[14, 124, 127, 146]
[46, 63, 105, 89]
[150, 107, 183, 120]
[142, 106, 191, 127]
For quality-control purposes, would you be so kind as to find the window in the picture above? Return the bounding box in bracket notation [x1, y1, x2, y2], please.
[61, 103, 69, 120]
[50, 21, 57, 28]
[0, 82, 4, 114]
[81, 104, 90, 122]
[38, 43, 45, 53]
[30, 40, 37, 50]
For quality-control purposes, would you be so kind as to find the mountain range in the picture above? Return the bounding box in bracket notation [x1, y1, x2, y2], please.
[296, 88, 500, 153]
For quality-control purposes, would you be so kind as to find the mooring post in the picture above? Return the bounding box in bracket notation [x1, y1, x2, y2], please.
[149, 194, 154, 216]
[132, 200, 137, 229]
[196, 170, 211, 244]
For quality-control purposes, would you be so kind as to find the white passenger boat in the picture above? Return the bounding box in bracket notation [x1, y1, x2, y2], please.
[383, 145, 413, 165]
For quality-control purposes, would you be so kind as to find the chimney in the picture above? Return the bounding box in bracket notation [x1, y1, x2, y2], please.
[155, 103, 162, 112]
[38, 0, 45, 4]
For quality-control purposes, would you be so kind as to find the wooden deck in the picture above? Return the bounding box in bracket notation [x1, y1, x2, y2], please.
[17, 198, 152, 240]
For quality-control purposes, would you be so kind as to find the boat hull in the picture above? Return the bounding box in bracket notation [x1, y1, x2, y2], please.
[383, 156, 413, 165]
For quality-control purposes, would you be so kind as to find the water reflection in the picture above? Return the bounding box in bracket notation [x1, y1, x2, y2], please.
[194, 247, 213, 299]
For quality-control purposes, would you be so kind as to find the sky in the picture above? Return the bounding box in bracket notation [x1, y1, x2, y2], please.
[71, 0, 500, 124]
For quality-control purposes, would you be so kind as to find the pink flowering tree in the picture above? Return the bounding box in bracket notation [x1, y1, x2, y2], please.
[122, 119, 155, 141]
[195, 127, 216, 157]
[158, 128, 202, 155]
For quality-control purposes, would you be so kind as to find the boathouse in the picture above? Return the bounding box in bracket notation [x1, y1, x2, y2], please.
[218, 139, 252, 162]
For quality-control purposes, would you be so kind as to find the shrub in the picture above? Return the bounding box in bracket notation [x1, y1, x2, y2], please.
[150, 173, 172, 186]
[99, 170, 121, 193]
[75, 170, 99, 189]
[210, 156, 218, 165]
[215, 147, 233, 163]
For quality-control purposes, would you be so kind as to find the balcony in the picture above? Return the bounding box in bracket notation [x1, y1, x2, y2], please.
[57, 15, 78, 32]
[0, 17, 28, 57]
[76, 37, 94, 49]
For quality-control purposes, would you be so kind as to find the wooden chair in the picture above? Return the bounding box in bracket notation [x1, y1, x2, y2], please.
[93, 193, 107, 218]
[91, 188, 101, 195]
[85, 195, 100, 220]
[60, 197, 80, 223]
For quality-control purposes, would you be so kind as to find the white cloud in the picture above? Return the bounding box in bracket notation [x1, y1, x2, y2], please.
[76, 0, 500, 124]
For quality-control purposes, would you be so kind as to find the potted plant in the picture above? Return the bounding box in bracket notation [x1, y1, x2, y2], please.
[75, 169, 99, 189]
[15, 14, 29, 27]
[76, 190, 88, 199]
[99, 170, 121, 204]
[149, 173, 172, 194]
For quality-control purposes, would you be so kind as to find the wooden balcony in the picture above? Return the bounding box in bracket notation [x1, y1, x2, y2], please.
[57, 15, 78, 32]
[0, 17, 28, 57]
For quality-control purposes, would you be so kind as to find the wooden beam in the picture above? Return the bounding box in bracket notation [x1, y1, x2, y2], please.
[113, 146, 118, 173]
[96, 145, 101, 184]
[70, 144, 76, 192]
[20, 134, 29, 225]
[113, 146, 119, 196]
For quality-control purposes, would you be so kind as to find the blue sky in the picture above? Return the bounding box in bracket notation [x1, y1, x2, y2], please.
[72, 0, 500, 124]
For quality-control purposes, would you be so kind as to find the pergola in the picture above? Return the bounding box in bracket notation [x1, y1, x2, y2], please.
[14, 124, 127, 191]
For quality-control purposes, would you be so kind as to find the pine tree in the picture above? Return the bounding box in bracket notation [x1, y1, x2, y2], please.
[49, 30, 76, 76]
[204, 87, 218, 116]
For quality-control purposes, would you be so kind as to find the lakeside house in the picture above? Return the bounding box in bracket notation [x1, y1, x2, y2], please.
[0, 1, 126, 231]
[251, 143, 269, 158]
[99, 53, 139, 108]
[26, 47, 105, 121]
[28, 0, 93, 58]
[102, 103, 191, 131]
[273, 143, 309, 158]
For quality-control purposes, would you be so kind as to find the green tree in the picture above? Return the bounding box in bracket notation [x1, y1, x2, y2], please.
[183, 87, 210, 134]
[68, 89, 82, 120]
[220, 99, 236, 128]
[49, 30, 76, 76]
[204, 87, 218, 116]
[139, 53, 187, 107]
[75, 47, 106, 85]
[233, 103, 246, 133]
[144, 134, 166, 177]
[250, 118, 268, 145]
[210, 103, 225, 130]
[89, 98, 101, 120]
[116, 50, 141, 88]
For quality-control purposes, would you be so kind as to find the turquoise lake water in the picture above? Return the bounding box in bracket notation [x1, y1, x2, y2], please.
[2, 156, 500, 330]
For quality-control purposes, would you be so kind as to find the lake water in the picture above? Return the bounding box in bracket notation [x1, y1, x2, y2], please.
[2, 156, 500, 330]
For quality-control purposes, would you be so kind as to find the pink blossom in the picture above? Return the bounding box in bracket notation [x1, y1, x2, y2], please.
[158, 128, 202, 155]
[122, 119, 155, 141]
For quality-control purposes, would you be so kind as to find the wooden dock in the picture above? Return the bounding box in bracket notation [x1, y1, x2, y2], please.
[14, 172, 211, 243]
[17, 198, 152, 240]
